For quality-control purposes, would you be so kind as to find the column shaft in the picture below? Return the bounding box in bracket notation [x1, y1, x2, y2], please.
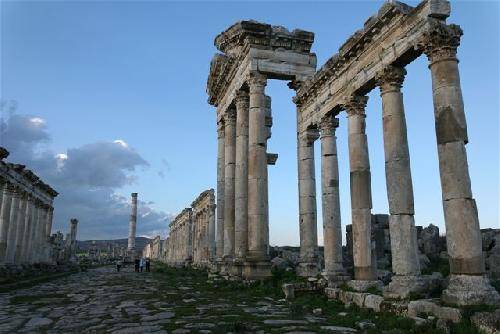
[377, 65, 420, 276]
[208, 204, 216, 260]
[234, 91, 249, 261]
[247, 73, 269, 261]
[216, 121, 225, 259]
[20, 198, 33, 263]
[5, 189, 21, 263]
[297, 128, 319, 276]
[0, 184, 13, 262]
[223, 108, 236, 260]
[320, 116, 344, 276]
[14, 194, 28, 263]
[345, 95, 376, 281]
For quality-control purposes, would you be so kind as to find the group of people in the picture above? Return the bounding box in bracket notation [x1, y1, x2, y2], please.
[115, 257, 151, 272]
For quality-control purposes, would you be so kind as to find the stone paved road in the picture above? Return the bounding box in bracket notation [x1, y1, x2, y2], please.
[0, 265, 372, 333]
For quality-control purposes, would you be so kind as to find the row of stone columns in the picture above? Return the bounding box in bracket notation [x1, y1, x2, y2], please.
[215, 72, 273, 278]
[0, 181, 54, 265]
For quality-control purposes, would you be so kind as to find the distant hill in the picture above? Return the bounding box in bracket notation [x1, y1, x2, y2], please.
[77, 237, 153, 251]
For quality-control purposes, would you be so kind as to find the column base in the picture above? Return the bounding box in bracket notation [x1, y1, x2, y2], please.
[322, 271, 351, 287]
[296, 262, 319, 277]
[347, 279, 384, 292]
[243, 261, 271, 280]
[229, 259, 244, 278]
[442, 274, 500, 306]
[383, 275, 429, 299]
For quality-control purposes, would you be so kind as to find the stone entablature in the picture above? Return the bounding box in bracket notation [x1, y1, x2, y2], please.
[0, 147, 58, 266]
[295, 0, 452, 133]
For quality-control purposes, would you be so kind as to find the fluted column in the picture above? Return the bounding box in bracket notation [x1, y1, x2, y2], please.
[420, 24, 499, 305]
[246, 72, 270, 266]
[345, 95, 376, 281]
[376, 65, 421, 278]
[5, 188, 21, 263]
[223, 108, 236, 261]
[234, 90, 249, 262]
[13, 194, 28, 263]
[0, 183, 13, 262]
[297, 127, 319, 277]
[320, 115, 345, 280]
[216, 120, 225, 260]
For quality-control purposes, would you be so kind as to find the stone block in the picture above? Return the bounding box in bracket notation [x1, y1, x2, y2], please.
[442, 274, 500, 306]
[324, 287, 340, 300]
[282, 283, 295, 300]
[363, 294, 384, 312]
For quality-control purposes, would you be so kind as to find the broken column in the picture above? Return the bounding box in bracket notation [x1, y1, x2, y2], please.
[376, 65, 422, 298]
[420, 24, 499, 306]
[128, 192, 138, 252]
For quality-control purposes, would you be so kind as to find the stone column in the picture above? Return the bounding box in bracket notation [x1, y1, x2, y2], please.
[128, 193, 138, 252]
[27, 201, 39, 263]
[234, 90, 249, 263]
[376, 65, 422, 298]
[13, 194, 28, 263]
[223, 107, 236, 261]
[345, 95, 377, 283]
[421, 24, 499, 305]
[20, 197, 33, 263]
[45, 207, 54, 240]
[319, 115, 346, 282]
[5, 188, 21, 263]
[297, 127, 319, 277]
[70, 218, 78, 261]
[208, 203, 216, 260]
[216, 120, 225, 261]
[244, 72, 271, 279]
[0, 183, 13, 262]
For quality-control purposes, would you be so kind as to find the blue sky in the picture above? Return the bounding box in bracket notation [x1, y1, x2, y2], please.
[1, 0, 498, 243]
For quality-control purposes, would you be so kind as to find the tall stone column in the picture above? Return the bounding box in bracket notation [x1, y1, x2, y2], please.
[70, 218, 78, 261]
[376, 65, 422, 298]
[128, 193, 138, 252]
[421, 24, 499, 306]
[0, 183, 13, 262]
[234, 90, 249, 263]
[208, 203, 216, 260]
[45, 207, 54, 240]
[5, 188, 21, 263]
[297, 127, 319, 277]
[244, 72, 271, 279]
[31, 202, 43, 263]
[20, 197, 33, 263]
[216, 120, 225, 261]
[223, 107, 236, 261]
[345, 95, 377, 284]
[13, 194, 28, 263]
[319, 115, 346, 282]
[27, 201, 39, 263]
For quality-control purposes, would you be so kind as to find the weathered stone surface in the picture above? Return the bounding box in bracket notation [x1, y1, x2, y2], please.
[470, 310, 500, 334]
[442, 274, 500, 306]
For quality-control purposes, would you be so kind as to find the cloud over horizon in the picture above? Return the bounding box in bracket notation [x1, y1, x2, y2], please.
[0, 110, 172, 240]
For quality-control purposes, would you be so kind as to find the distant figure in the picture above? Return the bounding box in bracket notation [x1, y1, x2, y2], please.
[134, 258, 140, 272]
[139, 257, 146, 272]
[145, 258, 151, 272]
[116, 259, 122, 272]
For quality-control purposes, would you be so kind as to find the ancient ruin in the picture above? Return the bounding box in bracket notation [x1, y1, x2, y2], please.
[200, 0, 500, 306]
[127, 192, 138, 253]
[0, 148, 58, 267]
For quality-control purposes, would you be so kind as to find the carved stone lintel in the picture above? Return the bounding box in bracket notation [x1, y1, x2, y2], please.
[343, 95, 368, 117]
[376, 65, 407, 94]
[419, 22, 463, 64]
[319, 115, 340, 136]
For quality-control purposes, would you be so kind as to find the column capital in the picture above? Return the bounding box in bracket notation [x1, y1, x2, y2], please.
[376, 65, 406, 94]
[217, 119, 225, 137]
[224, 107, 236, 125]
[319, 115, 339, 137]
[235, 90, 249, 109]
[301, 128, 320, 145]
[343, 95, 368, 117]
[419, 23, 463, 64]
[248, 72, 267, 89]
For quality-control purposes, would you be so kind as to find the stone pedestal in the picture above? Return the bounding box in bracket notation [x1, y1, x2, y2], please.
[243, 260, 272, 280]
[442, 275, 500, 306]
[347, 279, 384, 293]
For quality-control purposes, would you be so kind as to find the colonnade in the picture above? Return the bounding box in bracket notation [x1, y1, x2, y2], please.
[0, 148, 58, 266]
